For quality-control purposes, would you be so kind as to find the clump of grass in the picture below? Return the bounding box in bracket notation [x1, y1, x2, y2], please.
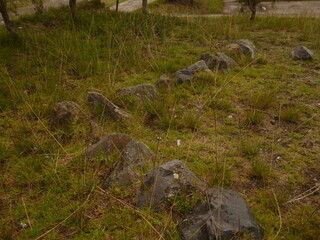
[249, 159, 271, 180]
[208, 98, 233, 112]
[168, 192, 205, 214]
[280, 107, 300, 123]
[180, 110, 200, 130]
[241, 138, 260, 159]
[143, 95, 176, 129]
[249, 91, 275, 110]
[0, 143, 10, 163]
[243, 110, 264, 126]
[209, 160, 232, 186]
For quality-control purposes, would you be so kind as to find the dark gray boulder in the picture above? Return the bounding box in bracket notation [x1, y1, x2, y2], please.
[87, 91, 131, 121]
[50, 101, 81, 128]
[116, 84, 158, 100]
[172, 60, 212, 83]
[137, 160, 205, 208]
[85, 133, 132, 159]
[200, 52, 238, 73]
[179, 188, 263, 240]
[104, 140, 155, 188]
[292, 46, 313, 60]
[235, 39, 256, 59]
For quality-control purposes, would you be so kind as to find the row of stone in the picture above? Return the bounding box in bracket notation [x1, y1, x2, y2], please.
[50, 39, 258, 130]
[84, 133, 263, 240]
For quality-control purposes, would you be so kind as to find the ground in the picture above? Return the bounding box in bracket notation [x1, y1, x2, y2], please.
[0, 3, 319, 240]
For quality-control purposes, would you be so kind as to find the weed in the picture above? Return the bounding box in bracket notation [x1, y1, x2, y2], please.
[280, 107, 300, 123]
[249, 91, 275, 110]
[180, 110, 200, 130]
[249, 159, 272, 180]
[208, 98, 233, 112]
[243, 110, 264, 126]
[241, 138, 260, 159]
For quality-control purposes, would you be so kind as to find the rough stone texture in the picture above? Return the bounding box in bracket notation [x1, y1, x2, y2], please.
[155, 74, 173, 90]
[85, 133, 132, 159]
[104, 140, 155, 188]
[200, 52, 238, 73]
[187, 60, 212, 73]
[116, 84, 158, 100]
[292, 46, 313, 60]
[50, 101, 81, 128]
[172, 60, 211, 84]
[235, 39, 256, 59]
[179, 188, 264, 240]
[87, 91, 131, 121]
[137, 160, 205, 208]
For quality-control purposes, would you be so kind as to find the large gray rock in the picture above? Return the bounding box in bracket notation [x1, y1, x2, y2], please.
[200, 52, 238, 73]
[116, 84, 158, 100]
[235, 39, 256, 59]
[292, 46, 313, 60]
[87, 91, 131, 121]
[179, 188, 263, 240]
[137, 160, 205, 208]
[50, 101, 81, 128]
[104, 140, 155, 188]
[85, 133, 132, 159]
[172, 60, 212, 83]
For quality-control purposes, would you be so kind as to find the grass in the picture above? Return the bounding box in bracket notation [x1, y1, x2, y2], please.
[0, 3, 319, 240]
[148, 0, 223, 15]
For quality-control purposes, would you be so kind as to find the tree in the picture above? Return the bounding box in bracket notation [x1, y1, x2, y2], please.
[0, 0, 17, 36]
[142, 0, 147, 14]
[238, 0, 269, 20]
[69, 0, 77, 19]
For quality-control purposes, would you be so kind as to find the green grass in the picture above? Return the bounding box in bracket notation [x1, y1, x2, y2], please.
[0, 3, 320, 240]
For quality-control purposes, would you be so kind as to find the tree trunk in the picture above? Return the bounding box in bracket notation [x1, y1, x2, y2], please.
[0, 0, 17, 37]
[248, 1, 257, 21]
[142, 0, 148, 14]
[69, 0, 77, 19]
[116, 0, 119, 12]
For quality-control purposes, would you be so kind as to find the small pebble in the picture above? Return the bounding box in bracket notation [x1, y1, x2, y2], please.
[173, 173, 179, 179]
[177, 139, 181, 146]
[276, 156, 281, 160]
[20, 222, 28, 228]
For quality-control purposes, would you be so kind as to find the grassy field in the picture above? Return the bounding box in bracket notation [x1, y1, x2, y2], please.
[0, 2, 320, 239]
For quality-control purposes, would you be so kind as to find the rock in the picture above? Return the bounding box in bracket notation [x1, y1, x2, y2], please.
[172, 69, 195, 83]
[292, 46, 313, 60]
[50, 101, 81, 128]
[172, 60, 211, 84]
[104, 140, 155, 188]
[224, 43, 244, 60]
[116, 84, 158, 100]
[235, 39, 256, 59]
[87, 91, 131, 121]
[187, 60, 212, 73]
[155, 74, 173, 90]
[179, 187, 263, 240]
[200, 52, 238, 73]
[137, 160, 205, 208]
[85, 133, 132, 159]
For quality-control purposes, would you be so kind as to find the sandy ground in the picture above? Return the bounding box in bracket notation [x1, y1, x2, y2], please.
[223, 0, 320, 17]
